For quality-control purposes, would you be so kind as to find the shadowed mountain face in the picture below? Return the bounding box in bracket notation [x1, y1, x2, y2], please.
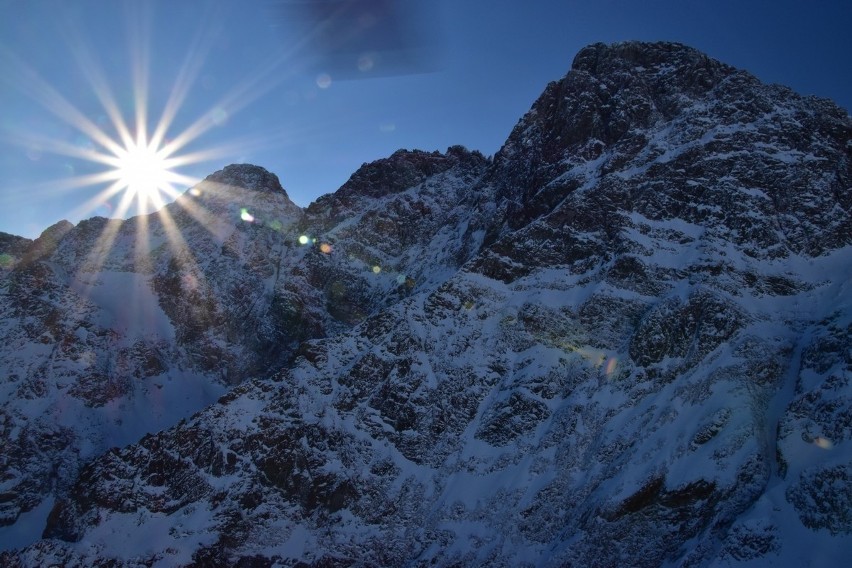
[1, 41, 850, 566]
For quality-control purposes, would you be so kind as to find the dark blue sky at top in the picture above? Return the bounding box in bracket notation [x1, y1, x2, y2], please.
[0, 0, 849, 239]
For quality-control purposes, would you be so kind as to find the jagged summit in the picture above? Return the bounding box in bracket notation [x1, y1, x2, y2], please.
[496, 40, 742, 170]
[18, 219, 74, 265]
[571, 40, 734, 81]
[309, 146, 488, 208]
[35, 219, 75, 241]
[492, 40, 851, 254]
[302, 145, 489, 236]
[202, 163, 289, 197]
[178, 162, 302, 225]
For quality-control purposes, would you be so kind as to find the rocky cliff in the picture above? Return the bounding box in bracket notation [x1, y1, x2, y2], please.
[1, 41, 850, 566]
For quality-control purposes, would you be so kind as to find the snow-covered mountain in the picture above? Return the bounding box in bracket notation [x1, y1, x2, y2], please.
[0, 148, 487, 550]
[1, 41, 850, 566]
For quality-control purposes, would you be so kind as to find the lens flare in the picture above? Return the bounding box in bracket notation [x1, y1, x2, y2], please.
[210, 107, 228, 126]
[316, 73, 332, 89]
[358, 55, 374, 72]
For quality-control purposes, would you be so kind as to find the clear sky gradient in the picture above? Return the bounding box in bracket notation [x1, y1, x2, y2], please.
[1, 0, 850, 239]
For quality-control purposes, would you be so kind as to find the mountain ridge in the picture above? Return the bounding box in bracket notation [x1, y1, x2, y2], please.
[1, 40, 851, 566]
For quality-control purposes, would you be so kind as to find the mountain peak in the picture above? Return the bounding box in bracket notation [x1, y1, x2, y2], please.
[334, 146, 487, 201]
[202, 164, 288, 197]
[492, 41, 753, 223]
[19, 219, 74, 265]
[304, 146, 488, 227]
[570, 40, 733, 79]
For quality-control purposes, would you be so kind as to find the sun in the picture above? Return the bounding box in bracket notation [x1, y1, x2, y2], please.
[109, 136, 174, 207]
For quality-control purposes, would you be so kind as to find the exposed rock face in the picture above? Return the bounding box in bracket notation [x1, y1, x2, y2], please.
[1, 41, 851, 566]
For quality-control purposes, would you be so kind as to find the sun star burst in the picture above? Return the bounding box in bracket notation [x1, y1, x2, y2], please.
[109, 136, 173, 209]
[1, 0, 302, 278]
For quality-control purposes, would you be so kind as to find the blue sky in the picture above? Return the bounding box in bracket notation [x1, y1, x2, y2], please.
[1, 0, 850, 239]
